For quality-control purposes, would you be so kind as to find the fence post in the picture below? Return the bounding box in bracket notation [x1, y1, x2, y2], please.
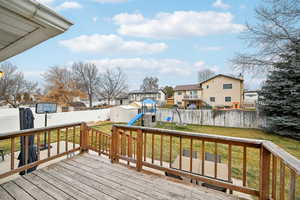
[259, 146, 271, 200]
[111, 127, 119, 163]
[80, 123, 88, 153]
[136, 129, 143, 172]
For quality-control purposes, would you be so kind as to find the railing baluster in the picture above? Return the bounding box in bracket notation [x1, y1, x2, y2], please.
[214, 142, 218, 179]
[289, 170, 296, 200]
[91, 129, 94, 147]
[73, 126, 76, 150]
[98, 132, 101, 155]
[65, 127, 69, 152]
[179, 136, 182, 170]
[228, 144, 232, 194]
[280, 161, 285, 200]
[152, 134, 154, 164]
[201, 140, 205, 175]
[57, 129, 60, 154]
[25, 136, 29, 166]
[190, 138, 193, 172]
[143, 132, 147, 161]
[48, 130, 51, 157]
[169, 136, 172, 168]
[160, 135, 163, 166]
[129, 131, 132, 159]
[243, 146, 247, 186]
[228, 144, 232, 181]
[37, 133, 40, 161]
[272, 155, 277, 200]
[260, 146, 271, 200]
[11, 137, 15, 170]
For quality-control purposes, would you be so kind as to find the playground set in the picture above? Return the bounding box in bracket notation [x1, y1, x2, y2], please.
[127, 99, 184, 128]
[127, 99, 157, 127]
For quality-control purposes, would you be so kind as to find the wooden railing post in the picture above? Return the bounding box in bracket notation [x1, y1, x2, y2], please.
[111, 127, 119, 163]
[260, 146, 271, 200]
[80, 123, 88, 153]
[136, 129, 143, 172]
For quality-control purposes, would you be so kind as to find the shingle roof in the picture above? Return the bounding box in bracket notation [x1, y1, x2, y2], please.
[199, 74, 243, 84]
[174, 84, 201, 91]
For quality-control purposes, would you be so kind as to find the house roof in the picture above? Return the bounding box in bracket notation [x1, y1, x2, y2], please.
[0, 0, 73, 61]
[199, 74, 244, 84]
[129, 90, 159, 94]
[174, 84, 201, 91]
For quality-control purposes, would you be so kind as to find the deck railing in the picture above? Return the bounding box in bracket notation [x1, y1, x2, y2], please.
[110, 125, 300, 200]
[0, 123, 299, 200]
[0, 122, 83, 179]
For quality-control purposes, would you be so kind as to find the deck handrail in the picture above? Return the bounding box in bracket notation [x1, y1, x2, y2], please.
[0, 122, 85, 179]
[0, 122, 83, 140]
[111, 124, 300, 200]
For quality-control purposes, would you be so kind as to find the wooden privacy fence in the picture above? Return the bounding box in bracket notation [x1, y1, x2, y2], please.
[110, 125, 300, 200]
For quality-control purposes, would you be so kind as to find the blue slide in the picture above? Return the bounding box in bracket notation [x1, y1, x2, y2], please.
[128, 113, 143, 126]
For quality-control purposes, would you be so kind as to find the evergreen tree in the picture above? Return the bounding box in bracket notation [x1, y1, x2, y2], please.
[259, 43, 300, 139]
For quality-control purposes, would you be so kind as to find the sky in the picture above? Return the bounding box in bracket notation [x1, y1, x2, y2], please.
[6, 0, 263, 90]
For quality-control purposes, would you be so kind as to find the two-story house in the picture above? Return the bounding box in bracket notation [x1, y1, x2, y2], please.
[128, 90, 166, 105]
[174, 74, 244, 108]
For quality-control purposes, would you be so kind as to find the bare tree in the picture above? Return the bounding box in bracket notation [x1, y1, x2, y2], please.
[72, 62, 100, 108]
[232, 0, 300, 74]
[198, 69, 216, 82]
[42, 66, 86, 106]
[0, 62, 38, 107]
[97, 68, 128, 105]
[140, 77, 159, 92]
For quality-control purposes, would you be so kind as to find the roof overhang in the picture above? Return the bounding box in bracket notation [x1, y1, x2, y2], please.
[0, 0, 73, 62]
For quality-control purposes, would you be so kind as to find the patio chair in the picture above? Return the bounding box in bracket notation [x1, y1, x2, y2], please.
[0, 149, 4, 161]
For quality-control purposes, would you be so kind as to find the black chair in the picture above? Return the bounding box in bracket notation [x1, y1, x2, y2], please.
[0, 149, 4, 161]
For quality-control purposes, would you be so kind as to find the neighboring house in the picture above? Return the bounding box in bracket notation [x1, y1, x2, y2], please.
[128, 90, 166, 105]
[115, 93, 130, 105]
[243, 90, 259, 108]
[174, 84, 202, 108]
[174, 74, 244, 108]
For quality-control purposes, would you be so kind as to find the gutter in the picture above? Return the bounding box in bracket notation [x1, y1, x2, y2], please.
[0, 0, 73, 32]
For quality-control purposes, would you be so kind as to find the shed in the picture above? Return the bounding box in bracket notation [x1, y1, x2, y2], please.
[110, 105, 138, 123]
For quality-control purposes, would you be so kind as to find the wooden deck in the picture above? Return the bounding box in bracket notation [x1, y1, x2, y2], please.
[0, 153, 238, 200]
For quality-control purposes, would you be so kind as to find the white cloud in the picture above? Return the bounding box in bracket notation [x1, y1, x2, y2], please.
[92, 17, 98, 22]
[212, 0, 231, 9]
[113, 11, 245, 39]
[88, 58, 204, 76]
[60, 34, 168, 55]
[195, 46, 223, 51]
[94, 0, 128, 3]
[56, 1, 82, 10]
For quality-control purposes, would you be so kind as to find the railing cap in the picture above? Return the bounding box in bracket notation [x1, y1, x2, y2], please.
[0, 122, 85, 140]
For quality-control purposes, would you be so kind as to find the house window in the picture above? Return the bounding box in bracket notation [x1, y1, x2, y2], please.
[178, 91, 182, 95]
[225, 97, 231, 102]
[178, 102, 182, 105]
[206, 85, 209, 89]
[223, 84, 232, 89]
[210, 97, 215, 102]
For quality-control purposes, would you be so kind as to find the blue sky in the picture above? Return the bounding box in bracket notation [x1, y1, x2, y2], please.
[7, 0, 263, 90]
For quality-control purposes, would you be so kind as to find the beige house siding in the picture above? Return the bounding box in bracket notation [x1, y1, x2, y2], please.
[174, 89, 202, 106]
[201, 76, 243, 107]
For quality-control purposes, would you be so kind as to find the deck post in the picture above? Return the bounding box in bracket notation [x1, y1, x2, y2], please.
[259, 146, 271, 200]
[136, 129, 143, 172]
[80, 123, 89, 153]
[111, 127, 119, 163]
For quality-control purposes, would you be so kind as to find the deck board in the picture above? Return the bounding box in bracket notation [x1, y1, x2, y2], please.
[0, 153, 238, 200]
